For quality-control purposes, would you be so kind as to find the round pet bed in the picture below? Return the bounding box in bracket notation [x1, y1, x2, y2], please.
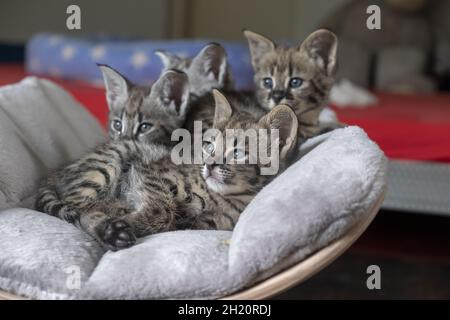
[223, 188, 385, 299]
[0, 188, 384, 301]
[0, 78, 387, 300]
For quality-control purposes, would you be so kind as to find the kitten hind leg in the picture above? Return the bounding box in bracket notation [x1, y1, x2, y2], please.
[78, 201, 136, 251]
[105, 172, 180, 242]
[111, 198, 178, 240]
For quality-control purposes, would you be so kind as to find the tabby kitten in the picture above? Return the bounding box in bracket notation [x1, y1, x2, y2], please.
[36, 90, 297, 251]
[100, 43, 231, 144]
[184, 89, 265, 135]
[243, 29, 338, 141]
[155, 43, 234, 98]
[156, 44, 266, 135]
[36, 69, 190, 246]
[99, 65, 189, 145]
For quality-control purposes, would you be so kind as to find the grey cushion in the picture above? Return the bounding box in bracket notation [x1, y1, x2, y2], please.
[80, 127, 386, 299]
[0, 208, 103, 299]
[0, 77, 105, 210]
[0, 78, 387, 299]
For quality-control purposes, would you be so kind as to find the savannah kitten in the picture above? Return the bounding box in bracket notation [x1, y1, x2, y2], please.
[155, 43, 234, 99]
[243, 29, 338, 142]
[101, 42, 231, 143]
[99, 65, 189, 144]
[36, 90, 297, 251]
[36, 69, 190, 249]
[155, 45, 266, 133]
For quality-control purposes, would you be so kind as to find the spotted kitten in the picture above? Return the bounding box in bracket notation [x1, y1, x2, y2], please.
[155, 43, 234, 98]
[243, 29, 338, 142]
[100, 43, 231, 143]
[155, 44, 265, 134]
[36, 90, 297, 251]
[36, 69, 190, 247]
[184, 89, 265, 135]
[99, 65, 190, 144]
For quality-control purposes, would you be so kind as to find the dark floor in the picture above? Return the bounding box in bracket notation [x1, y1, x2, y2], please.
[275, 210, 450, 299]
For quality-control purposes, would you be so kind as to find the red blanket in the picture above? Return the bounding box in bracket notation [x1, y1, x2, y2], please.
[336, 94, 450, 162]
[2, 64, 450, 162]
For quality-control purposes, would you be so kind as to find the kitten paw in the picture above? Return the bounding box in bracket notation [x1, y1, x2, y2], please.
[102, 220, 136, 251]
[59, 205, 79, 223]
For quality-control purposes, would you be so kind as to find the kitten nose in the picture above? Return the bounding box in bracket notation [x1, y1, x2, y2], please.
[271, 90, 285, 104]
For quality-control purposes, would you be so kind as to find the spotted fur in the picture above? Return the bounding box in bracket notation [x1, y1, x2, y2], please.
[243, 29, 338, 141]
[184, 89, 266, 135]
[155, 44, 268, 135]
[36, 91, 297, 251]
[36, 68, 189, 250]
[99, 66, 190, 144]
[155, 43, 234, 99]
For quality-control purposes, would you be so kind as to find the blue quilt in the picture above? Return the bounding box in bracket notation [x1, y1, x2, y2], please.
[25, 33, 255, 90]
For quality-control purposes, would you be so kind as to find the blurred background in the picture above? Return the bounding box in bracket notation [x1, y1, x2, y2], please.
[0, 0, 449, 299]
[0, 0, 344, 41]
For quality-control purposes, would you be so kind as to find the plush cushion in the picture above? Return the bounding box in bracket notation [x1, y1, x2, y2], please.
[0, 208, 103, 299]
[0, 78, 387, 299]
[0, 77, 105, 210]
[80, 127, 386, 299]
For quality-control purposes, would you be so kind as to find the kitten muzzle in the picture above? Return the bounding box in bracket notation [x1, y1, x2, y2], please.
[271, 90, 286, 104]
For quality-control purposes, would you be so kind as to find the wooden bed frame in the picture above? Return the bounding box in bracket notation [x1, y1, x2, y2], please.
[0, 189, 385, 300]
[224, 188, 385, 299]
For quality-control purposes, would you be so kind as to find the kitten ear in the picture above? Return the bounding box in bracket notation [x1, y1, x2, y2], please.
[299, 29, 338, 76]
[189, 43, 228, 85]
[212, 89, 232, 126]
[243, 29, 275, 69]
[259, 105, 298, 160]
[98, 64, 130, 110]
[154, 50, 184, 70]
[150, 70, 190, 117]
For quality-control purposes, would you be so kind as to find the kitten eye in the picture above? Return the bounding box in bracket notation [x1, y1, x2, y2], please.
[289, 77, 303, 88]
[138, 122, 153, 134]
[204, 142, 215, 155]
[233, 148, 246, 160]
[112, 120, 122, 132]
[262, 77, 273, 89]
